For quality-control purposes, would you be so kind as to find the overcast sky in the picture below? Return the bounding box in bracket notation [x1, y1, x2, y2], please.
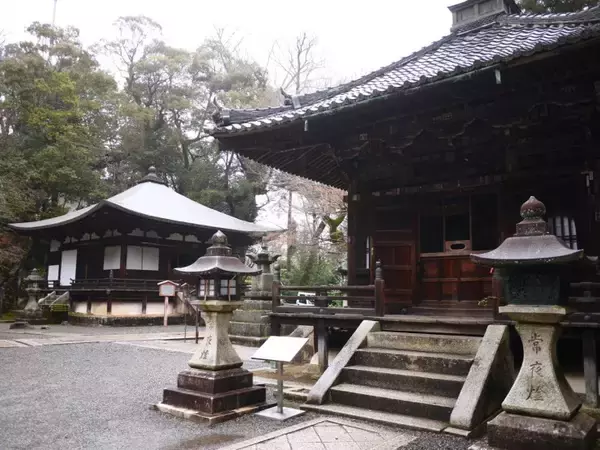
[2, 0, 458, 85]
[2, 0, 459, 228]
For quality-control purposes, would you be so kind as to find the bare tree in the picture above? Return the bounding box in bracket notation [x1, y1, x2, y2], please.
[270, 32, 325, 95]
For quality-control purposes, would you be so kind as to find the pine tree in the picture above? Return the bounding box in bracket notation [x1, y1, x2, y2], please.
[518, 0, 599, 13]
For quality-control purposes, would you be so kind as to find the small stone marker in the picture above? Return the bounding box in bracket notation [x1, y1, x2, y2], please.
[252, 336, 309, 421]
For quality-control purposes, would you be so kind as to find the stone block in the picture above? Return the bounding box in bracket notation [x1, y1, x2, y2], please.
[240, 299, 272, 311]
[487, 411, 597, 450]
[162, 385, 266, 415]
[177, 368, 253, 394]
[231, 310, 269, 324]
[229, 321, 269, 337]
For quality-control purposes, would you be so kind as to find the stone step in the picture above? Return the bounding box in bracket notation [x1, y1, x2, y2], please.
[330, 383, 455, 422]
[353, 348, 473, 376]
[410, 307, 493, 317]
[367, 331, 481, 356]
[229, 335, 268, 347]
[228, 321, 269, 337]
[341, 365, 465, 397]
[232, 310, 269, 323]
[240, 299, 272, 311]
[302, 403, 447, 432]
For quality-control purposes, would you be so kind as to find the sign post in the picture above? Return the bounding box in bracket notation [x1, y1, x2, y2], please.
[157, 280, 178, 327]
[252, 336, 309, 421]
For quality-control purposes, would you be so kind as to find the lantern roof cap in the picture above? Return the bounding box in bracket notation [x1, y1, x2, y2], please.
[175, 230, 262, 275]
[25, 268, 44, 282]
[471, 196, 583, 267]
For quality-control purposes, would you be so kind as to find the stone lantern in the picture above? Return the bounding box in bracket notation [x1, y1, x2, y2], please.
[156, 230, 271, 424]
[24, 269, 44, 312]
[472, 197, 597, 449]
[246, 243, 280, 296]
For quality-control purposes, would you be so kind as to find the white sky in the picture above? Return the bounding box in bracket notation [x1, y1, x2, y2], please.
[1, 0, 459, 229]
[2, 0, 457, 83]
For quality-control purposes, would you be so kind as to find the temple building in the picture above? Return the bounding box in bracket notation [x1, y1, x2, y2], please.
[211, 0, 600, 320]
[206, 0, 600, 431]
[9, 167, 277, 320]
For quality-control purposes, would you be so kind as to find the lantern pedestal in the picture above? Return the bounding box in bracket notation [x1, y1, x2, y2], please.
[487, 305, 597, 450]
[156, 299, 272, 424]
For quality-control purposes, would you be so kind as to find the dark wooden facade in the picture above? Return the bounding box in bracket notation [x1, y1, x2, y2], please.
[213, 25, 600, 320]
[32, 206, 256, 315]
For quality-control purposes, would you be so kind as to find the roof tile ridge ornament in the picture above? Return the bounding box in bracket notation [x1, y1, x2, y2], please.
[211, 96, 230, 126]
[138, 166, 167, 186]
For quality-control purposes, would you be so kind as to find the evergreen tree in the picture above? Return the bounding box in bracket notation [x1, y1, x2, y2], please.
[518, 0, 599, 12]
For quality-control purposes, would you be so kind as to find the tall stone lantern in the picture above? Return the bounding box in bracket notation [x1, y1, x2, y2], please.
[472, 197, 597, 449]
[156, 230, 270, 423]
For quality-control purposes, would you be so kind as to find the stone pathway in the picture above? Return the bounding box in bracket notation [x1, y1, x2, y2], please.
[220, 417, 417, 450]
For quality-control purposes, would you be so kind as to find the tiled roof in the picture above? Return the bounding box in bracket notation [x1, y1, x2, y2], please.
[212, 6, 600, 136]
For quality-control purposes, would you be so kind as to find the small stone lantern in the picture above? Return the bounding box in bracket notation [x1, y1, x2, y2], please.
[246, 243, 280, 296]
[156, 230, 270, 423]
[24, 269, 44, 312]
[472, 197, 597, 449]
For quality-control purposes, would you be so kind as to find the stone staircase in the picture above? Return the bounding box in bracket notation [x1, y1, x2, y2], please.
[304, 330, 482, 432]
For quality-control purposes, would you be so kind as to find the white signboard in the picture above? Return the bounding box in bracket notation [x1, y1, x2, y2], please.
[252, 336, 309, 363]
[158, 283, 176, 297]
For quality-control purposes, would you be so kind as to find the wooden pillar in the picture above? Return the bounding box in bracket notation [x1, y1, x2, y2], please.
[119, 235, 127, 278]
[86, 295, 91, 314]
[142, 295, 147, 315]
[106, 294, 112, 315]
[583, 329, 598, 407]
[346, 188, 357, 286]
[374, 260, 385, 316]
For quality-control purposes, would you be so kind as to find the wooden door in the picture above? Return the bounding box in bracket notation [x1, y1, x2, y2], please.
[373, 229, 416, 313]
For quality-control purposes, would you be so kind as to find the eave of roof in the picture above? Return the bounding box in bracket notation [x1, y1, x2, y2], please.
[211, 6, 600, 138]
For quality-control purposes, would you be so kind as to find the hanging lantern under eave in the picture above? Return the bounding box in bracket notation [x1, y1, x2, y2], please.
[174, 230, 261, 300]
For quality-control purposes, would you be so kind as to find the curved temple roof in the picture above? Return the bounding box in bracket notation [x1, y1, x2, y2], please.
[9, 169, 281, 235]
[211, 6, 600, 136]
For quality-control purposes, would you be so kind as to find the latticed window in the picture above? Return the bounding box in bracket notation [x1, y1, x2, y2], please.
[548, 216, 578, 249]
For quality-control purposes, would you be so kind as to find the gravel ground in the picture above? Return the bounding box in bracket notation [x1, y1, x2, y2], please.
[0, 343, 306, 450]
[0, 323, 192, 336]
[0, 342, 481, 450]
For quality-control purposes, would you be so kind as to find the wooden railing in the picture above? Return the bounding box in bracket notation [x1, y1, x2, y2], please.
[69, 278, 166, 292]
[271, 261, 386, 316]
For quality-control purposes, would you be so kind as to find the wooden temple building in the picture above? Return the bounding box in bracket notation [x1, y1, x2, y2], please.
[9, 167, 276, 320]
[212, 0, 600, 325]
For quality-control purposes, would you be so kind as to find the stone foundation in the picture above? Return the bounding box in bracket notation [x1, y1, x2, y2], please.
[68, 313, 189, 326]
[487, 411, 597, 450]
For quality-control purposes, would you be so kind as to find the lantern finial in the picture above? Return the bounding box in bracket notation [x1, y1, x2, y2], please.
[516, 196, 547, 236]
[210, 230, 228, 246]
